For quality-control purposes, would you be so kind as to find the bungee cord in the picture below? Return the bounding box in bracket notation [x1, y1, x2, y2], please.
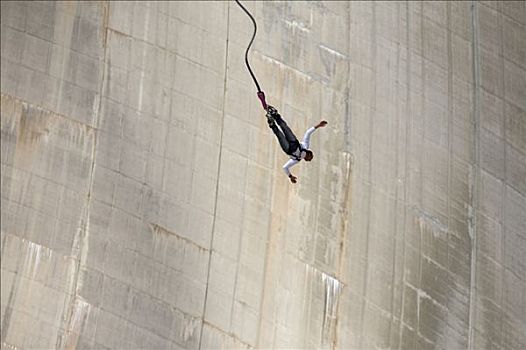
[234, 0, 268, 110]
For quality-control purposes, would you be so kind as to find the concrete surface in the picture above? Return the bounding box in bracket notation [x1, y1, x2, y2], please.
[1, 1, 525, 349]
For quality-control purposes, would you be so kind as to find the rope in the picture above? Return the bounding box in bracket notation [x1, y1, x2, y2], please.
[234, 0, 268, 110]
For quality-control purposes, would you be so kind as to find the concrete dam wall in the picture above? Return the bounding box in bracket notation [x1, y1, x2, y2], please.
[1, 1, 525, 349]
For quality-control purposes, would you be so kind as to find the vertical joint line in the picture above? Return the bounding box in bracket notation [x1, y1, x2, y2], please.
[446, 0, 454, 343]
[358, 3, 377, 348]
[198, 2, 231, 349]
[57, 2, 111, 349]
[397, 2, 412, 348]
[497, 2, 507, 344]
[468, 1, 481, 349]
[388, 2, 402, 346]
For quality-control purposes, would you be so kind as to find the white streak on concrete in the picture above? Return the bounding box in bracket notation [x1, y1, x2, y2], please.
[319, 44, 348, 60]
[321, 272, 342, 346]
[284, 19, 310, 34]
[70, 298, 91, 334]
[411, 285, 448, 312]
[305, 264, 343, 348]
[260, 54, 314, 83]
[467, 203, 474, 240]
[23, 240, 52, 279]
[138, 6, 151, 112]
[415, 209, 448, 238]
[1, 342, 22, 350]
[182, 317, 200, 342]
[62, 297, 92, 349]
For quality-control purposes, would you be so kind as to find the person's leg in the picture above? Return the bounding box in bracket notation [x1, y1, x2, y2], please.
[269, 124, 290, 154]
[274, 115, 298, 143]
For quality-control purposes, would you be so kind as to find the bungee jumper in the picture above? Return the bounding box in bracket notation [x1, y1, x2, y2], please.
[234, 0, 328, 184]
[266, 107, 327, 183]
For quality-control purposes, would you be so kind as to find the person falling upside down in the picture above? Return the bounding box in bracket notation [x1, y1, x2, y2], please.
[266, 105, 328, 184]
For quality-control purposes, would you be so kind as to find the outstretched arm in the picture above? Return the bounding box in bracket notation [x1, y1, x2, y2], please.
[282, 159, 299, 183]
[301, 120, 328, 149]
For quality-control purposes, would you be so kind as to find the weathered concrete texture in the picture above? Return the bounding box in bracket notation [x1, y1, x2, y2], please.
[1, 1, 525, 349]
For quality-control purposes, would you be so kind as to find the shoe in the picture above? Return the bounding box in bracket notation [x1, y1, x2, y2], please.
[266, 105, 278, 116]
